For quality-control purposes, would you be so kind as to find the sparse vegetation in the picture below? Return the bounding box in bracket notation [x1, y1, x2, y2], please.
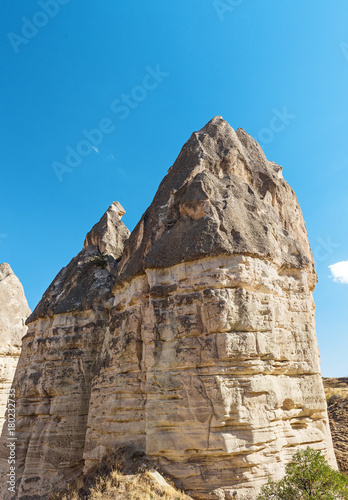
[324, 380, 348, 475]
[90, 253, 108, 269]
[51, 447, 191, 500]
[257, 447, 348, 500]
[328, 394, 344, 407]
[323, 378, 348, 405]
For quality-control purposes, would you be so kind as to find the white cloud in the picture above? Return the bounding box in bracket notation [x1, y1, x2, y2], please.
[329, 261, 348, 284]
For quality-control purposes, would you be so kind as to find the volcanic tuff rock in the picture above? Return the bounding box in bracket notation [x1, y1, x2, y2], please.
[0, 264, 30, 432]
[0, 118, 337, 500]
[0, 203, 130, 499]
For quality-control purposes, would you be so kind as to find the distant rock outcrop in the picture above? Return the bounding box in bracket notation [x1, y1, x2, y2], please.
[0, 264, 30, 432]
[323, 378, 348, 475]
[0, 119, 337, 500]
[328, 397, 348, 475]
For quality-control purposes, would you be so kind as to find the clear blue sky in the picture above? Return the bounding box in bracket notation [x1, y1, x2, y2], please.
[1, 1, 347, 376]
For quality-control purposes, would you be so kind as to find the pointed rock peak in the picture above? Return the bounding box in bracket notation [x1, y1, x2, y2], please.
[0, 263, 30, 352]
[109, 201, 126, 217]
[0, 262, 12, 281]
[116, 117, 315, 286]
[28, 202, 130, 323]
[198, 115, 230, 132]
[84, 201, 130, 260]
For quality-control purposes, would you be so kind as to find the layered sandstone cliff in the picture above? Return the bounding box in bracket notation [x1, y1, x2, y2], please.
[84, 117, 336, 499]
[0, 264, 30, 432]
[0, 202, 129, 499]
[0, 118, 336, 500]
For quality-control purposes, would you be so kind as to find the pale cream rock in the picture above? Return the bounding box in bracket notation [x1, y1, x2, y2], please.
[84, 118, 336, 500]
[85, 255, 336, 499]
[0, 119, 337, 500]
[0, 264, 30, 432]
[0, 205, 129, 499]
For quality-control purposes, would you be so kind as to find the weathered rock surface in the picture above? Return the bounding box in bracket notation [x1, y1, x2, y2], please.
[83, 201, 128, 258]
[0, 118, 337, 500]
[0, 203, 129, 499]
[0, 264, 30, 432]
[85, 117, 336, 499]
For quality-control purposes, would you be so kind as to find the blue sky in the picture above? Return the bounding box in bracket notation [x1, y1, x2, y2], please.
[1, 1, 348, 376]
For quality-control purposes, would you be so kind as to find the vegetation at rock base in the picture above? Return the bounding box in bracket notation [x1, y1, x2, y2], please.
[257, 447, 348, 500]
[51, 447, 192, 500]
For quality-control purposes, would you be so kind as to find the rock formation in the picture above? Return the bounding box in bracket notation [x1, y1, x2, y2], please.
[0, 118, 337, 500]
[0, 202, 129, 499]
[0, 264, 30, 432]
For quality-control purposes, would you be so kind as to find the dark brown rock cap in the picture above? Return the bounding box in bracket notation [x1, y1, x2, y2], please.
[27, 202, 130, 324]
[116, 116, 316, 287]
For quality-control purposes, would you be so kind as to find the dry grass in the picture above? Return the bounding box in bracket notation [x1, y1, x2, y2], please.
[323, 377, 348, 402]
[51, 447, 192, 500]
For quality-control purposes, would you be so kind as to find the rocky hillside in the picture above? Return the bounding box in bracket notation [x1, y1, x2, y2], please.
[323, 378, 348, 475]
[0, 117, 336, 500]
[0, 264, 30, 431]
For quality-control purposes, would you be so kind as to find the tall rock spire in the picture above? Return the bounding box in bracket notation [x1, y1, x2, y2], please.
[86, 117, 335, 499]
[0, 264, 30, 431]
[0, 119, 336, 500]
[0, 204, 129, 499]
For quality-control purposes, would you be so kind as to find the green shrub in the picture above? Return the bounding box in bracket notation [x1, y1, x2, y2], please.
[257, 447, 348, 499]
[91, 253, 108, 269]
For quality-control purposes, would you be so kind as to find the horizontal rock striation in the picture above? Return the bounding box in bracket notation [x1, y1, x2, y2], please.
[84, 118, 336, 499]
[0, 203, 129, 499]
[0, 264, 30, 432]
[0, 119, 337, 500]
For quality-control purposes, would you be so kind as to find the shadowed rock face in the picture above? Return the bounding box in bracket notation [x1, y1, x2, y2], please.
[0, 264, 30, 431]
[0, 203, 129, 499]
[0, 119, 336, 500]
[28, 201, 130, 323]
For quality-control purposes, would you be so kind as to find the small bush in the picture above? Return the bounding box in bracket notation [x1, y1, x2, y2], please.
[91, 254, 108, 269]
[257, 447, 348, 499]
[328, 394, 343, 407]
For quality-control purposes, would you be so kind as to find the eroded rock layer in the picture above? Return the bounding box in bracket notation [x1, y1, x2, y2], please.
[0, 119, 337, 500]
[0, 203, 129, 499]
[84, 118, 336, 499]
[0, 264, 30, 432]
